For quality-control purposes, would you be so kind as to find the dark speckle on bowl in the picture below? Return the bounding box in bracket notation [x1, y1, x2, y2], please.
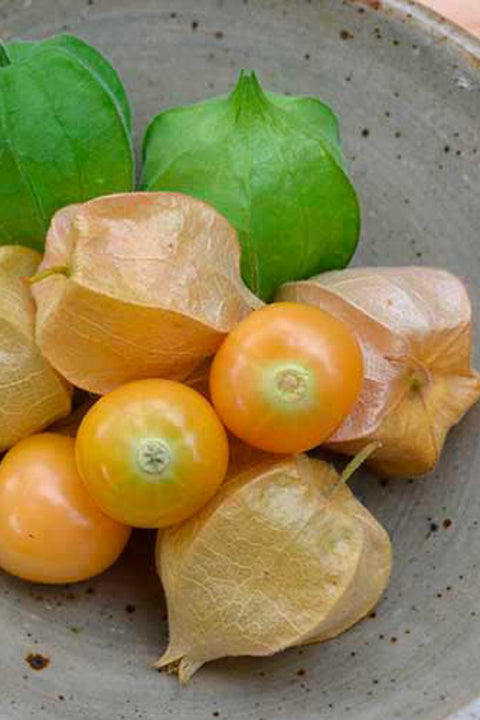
[25, 654, 50, 671]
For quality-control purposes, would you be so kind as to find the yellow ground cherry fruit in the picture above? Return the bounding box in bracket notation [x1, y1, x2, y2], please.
[210, 302, 364, 454]
[0, 434, 131, 584]
[75, 379, 229, 529]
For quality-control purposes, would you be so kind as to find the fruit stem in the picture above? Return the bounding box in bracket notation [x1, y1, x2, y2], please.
[339, 441, 382, 487]
[266, 362, 312, 406]
[27, 265, 71, 285]
[275, 367, 308, 401]
[137, 439, 171, 476]
[0, 43, 11, 67]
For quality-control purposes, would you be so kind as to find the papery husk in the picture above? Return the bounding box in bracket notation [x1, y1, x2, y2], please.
[183, 357, 212, 399]
[156, 453, 391, 683]
[277, 267, 480, 478]
[32, 193, 260, 394]
[0, 246, 72, 451]
[49, 394, 97, 437]
[0, 246, 42, 276]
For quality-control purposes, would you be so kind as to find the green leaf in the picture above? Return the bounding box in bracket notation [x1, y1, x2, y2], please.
[0, 34, 134, 250]
[47, 35, 132, 131]
[142, 71, 360, 301]
[0, 43, 11, 68]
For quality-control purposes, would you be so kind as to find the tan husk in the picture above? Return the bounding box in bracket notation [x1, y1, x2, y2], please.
[277, 267, 480, 478]
[0, 246, 42, 277]
[156, 453, 391, 683]
[183, 357, 212, 399]
[0, 246, 72, 451]
[32, 193, 261, 394]
[50, 394, 97, 437]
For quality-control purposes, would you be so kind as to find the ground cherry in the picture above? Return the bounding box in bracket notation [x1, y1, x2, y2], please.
[210, 302, 364, 453]
[76, 379, 229, 529]
[0, 434, 131, 584]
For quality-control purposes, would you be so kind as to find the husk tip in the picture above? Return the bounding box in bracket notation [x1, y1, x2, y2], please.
[154, 652, 203, 684]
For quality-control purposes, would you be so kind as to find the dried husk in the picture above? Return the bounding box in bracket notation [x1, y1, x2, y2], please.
[0, 246, 42, 276]
[0, 246, 72, 451]
[183, 357, 212, 399]
[156, 453, 391, 682]
[32, 193, 260, 394]
[50, 394, 97, 437]
[277, 267, 480, 478]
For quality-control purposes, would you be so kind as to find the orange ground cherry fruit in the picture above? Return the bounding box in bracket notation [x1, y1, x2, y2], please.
[210, 302, 364, 453]
[0, 434, 131, 584]
[76, 379, 229, 529]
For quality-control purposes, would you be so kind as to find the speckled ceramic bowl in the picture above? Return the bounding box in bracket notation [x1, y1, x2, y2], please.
[1, 1, 479, 719]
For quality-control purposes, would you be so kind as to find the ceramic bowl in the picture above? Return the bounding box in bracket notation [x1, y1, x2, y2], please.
[1, 1, 479, 718]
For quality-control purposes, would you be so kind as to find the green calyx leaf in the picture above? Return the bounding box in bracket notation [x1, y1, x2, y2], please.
[0, 33, 134, 251]
[229, 69, 270, 114]
[0, 43, 11, 67]
[142, 70, 360, 301]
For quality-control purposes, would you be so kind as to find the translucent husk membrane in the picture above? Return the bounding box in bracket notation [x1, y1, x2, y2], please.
[277, 266, 480, 478]
[0, 246, 72, 451]
[156, 451, 391, 683]
[32, 192, 261, 395]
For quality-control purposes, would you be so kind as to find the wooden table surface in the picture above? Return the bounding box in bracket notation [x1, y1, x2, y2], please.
[420, 0, 480, 35]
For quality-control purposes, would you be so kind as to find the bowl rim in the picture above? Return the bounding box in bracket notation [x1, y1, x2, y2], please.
[356, 7, 479, 718]
[2, 4, 479, 720]
[362, 0, 480, 62]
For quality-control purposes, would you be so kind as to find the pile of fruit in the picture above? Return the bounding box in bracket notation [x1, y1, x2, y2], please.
[0, 33, 478, 682]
